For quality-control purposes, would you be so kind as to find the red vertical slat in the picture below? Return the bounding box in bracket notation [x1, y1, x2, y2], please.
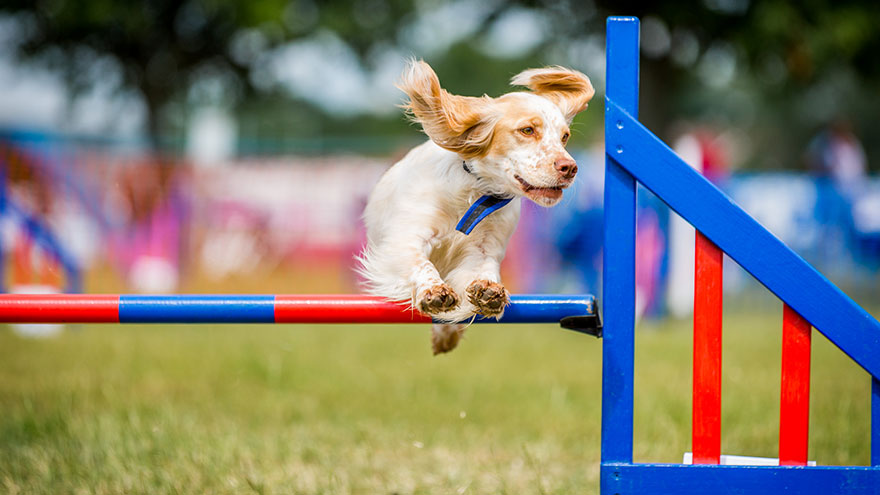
[12, 233, 31, 286]
[780, 304, 811, 465]
[693, 231, 723, 464]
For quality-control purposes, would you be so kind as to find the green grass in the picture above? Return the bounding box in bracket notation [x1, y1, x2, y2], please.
[0, 313, 871, 494]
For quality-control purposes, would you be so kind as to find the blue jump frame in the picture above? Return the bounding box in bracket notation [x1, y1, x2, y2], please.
[0, 148, 82, 293]
[602, 16, 880, 494]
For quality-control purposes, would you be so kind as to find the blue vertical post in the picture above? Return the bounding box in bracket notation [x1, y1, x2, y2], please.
[63, 255, 82, 294]
[873, 377, 879, 466]
[601, 16, 640, 466]
[0, 149, 6, 294]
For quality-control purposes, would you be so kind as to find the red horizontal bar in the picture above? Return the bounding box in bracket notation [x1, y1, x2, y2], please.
[274, 295, 431, 324]
[0, 294, 595, 324]
[0, 294, 119, 323]
[780, 304, 811, 466]
[693, 231, 723, 464]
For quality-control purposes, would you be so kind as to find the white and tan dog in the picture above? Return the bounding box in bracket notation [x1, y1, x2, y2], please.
[359, 60, 594, 354]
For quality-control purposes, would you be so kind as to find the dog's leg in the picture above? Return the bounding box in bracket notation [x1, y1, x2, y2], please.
[445, 243, 510, 319]
[431, 323, 467, 354]
[411, 254, 460, 316]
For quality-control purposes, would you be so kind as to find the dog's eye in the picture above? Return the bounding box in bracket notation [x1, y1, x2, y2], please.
[562, 132, 570, 144]
[519, 127, 535, 136]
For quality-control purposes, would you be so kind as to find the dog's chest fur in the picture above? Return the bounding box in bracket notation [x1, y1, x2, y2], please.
[424, 194, 521, 279]
[358, 140, 521, 306]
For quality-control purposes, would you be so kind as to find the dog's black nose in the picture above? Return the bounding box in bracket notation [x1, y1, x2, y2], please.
[554, 158, 578, 179]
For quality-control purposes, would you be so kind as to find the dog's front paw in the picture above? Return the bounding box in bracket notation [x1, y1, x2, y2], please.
[467, 280, 509, 317]
[417, 284, 460, 315]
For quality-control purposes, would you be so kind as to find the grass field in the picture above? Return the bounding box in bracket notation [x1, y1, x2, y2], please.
[0, 312, 872, 494]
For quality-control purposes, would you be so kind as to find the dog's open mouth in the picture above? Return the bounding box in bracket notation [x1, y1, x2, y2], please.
[515, 175, 565, 203]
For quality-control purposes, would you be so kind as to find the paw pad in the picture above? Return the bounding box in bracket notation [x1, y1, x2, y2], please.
[466, 280, 509, 317]
[418, 284, 460, 315]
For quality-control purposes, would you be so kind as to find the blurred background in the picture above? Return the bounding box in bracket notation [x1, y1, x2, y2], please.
[1, 3, 878, 493]
[0, 0, 878, 312]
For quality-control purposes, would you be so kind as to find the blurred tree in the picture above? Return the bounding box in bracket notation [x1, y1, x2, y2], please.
[0, 0, 417, 146]
[3, 0, 269, 144]
[508, 0, 880, 170]
[3, 0, 880, 166]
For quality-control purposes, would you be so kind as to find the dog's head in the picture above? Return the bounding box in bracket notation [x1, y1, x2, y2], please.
[398, 60, 594, 207]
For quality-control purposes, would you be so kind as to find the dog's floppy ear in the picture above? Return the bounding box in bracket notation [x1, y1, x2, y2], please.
[398, 59, 497, 159]
[511, 67, 595, 122]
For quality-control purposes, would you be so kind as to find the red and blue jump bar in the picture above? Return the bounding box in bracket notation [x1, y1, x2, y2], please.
[0, 293, 598, 329]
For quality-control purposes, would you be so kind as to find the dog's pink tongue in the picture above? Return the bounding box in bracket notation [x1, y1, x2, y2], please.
[527, 187, 563, 202]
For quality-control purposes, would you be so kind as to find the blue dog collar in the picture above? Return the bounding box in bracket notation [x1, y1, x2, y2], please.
[455, 194, 513, 235]
[456, 161, 514, 235]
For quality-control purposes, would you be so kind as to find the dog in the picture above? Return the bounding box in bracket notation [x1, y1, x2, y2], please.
[358, 60, 594, 354]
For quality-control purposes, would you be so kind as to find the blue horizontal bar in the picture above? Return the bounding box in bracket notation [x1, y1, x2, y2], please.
[111, 294, 595, 324]
[602, 463, 880, 495]
[119, 295, 275, 323]
[474, 294, 595, 323]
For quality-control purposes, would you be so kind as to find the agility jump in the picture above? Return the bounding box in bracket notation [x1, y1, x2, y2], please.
[602, 15, 879, 495]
